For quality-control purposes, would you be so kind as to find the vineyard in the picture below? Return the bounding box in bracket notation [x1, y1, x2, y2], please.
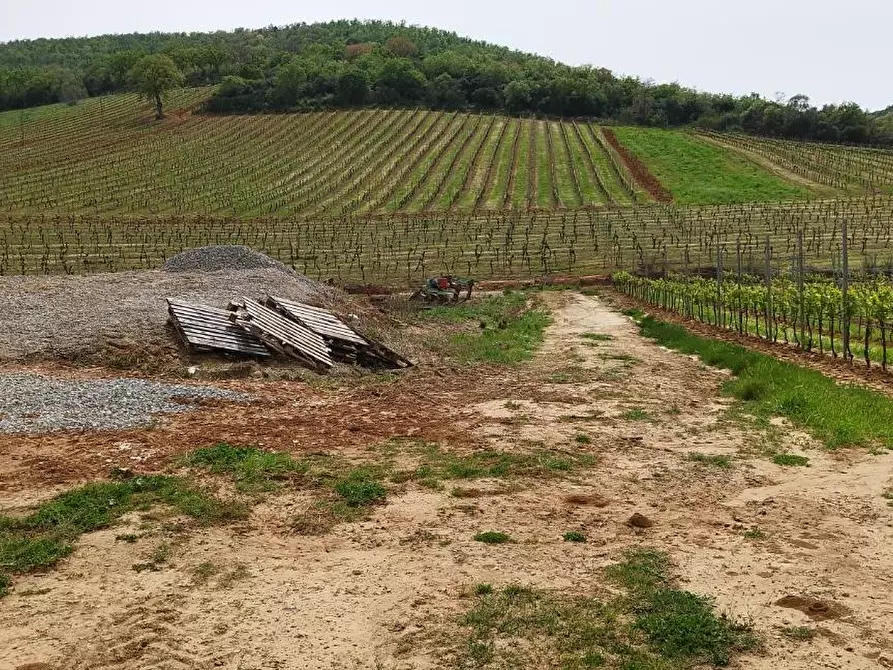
[0, 89, 653, 217]
[700, 131, 893, 194]
[615, 270, 893, 370]
[3, 197, 893, 282]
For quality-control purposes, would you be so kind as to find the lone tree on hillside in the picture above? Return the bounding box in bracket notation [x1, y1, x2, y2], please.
[130, 54, 184, 120]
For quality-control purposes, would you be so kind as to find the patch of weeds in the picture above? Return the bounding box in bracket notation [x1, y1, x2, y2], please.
[608, 548, 758, 666]
[743, 528, 766, 540]
[780, 625, 816, 641]
[563, 531, 586, 543]
[133, 541, 170, 573]
[334, 467, 387, 507]
[665, 405, 682, 416]
[292, 466, 387, 535]
[474, 583, 493, 595]
[582, 332, 614, 342]
[217, 563, 250, 589]
[473, 531, 512, 544]
[633, 314, 893, 450]
[686, 452, 732, 469]
[580, 288, 600, 297]
[503, 400, 521, 410]
[621, 407, 654, 422]
[772, 453, 810, 467]
[181, 443, 303, 493]
[574, 433, 592, 445]
[115, 533, 139, 543]
[191, 561, 220, 585]
[0, 573, 10, 597]
[0, 475, 245, 594]
[454, 549, 756, 670]
[419, 292, 552, 364]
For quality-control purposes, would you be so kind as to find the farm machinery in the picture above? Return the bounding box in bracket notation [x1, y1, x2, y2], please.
[409, 276, 476, 304]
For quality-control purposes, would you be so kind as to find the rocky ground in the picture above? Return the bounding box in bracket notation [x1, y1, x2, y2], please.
[0, 292, 891, 670]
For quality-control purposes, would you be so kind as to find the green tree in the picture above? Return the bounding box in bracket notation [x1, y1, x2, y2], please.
[130, 54, 184, 119]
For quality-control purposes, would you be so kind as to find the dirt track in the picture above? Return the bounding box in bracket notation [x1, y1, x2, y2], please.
[1, 293, 892, 669]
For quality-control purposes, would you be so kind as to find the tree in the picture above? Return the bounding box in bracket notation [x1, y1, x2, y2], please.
[130, 54, 184, 119]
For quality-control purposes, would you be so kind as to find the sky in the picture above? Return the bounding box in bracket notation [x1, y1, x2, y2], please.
[3, 0, 891, 111]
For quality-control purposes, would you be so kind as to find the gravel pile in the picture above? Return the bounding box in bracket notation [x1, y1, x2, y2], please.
[163, 245, 296, 275]
[0, 267, 340, 361]
[0, 373, 247, 434]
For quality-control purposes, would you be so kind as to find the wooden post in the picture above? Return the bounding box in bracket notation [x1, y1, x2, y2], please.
[716, 243, 723, 328]
[797, 229, 806, 349]
[842, 219, 851, 361]
[764, 236, 773, 342]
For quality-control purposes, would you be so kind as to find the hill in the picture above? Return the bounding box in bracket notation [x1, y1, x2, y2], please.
[1, 20, 890, 146]
[0, 88, 852, 217]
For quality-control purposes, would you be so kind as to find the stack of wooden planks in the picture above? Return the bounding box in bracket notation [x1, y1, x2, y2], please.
[167, 296, 411, 372]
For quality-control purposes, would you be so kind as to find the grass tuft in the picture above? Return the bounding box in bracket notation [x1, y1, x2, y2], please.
[181, 443, 303, 492]
[582, 332, 614, 342]
[563, 531, 586, 543]
[780, 625, 816, 641]
[687, 452, 732, 469]
[333, 468, 387, 507]
[772, 453, 810, 467]
[473, 531, 512, 544]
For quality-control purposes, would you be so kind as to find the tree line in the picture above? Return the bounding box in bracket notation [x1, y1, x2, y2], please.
[1, 19, 891, 145]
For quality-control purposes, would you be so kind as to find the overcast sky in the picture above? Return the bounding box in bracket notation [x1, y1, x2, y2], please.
[3, 0, 891, 110]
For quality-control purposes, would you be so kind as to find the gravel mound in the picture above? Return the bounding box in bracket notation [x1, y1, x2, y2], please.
[163, 246, 295, 274]
[0, 268, 341, 362]
[0, 373, 246, 434]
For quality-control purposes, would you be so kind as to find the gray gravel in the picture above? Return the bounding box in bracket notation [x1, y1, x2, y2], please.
[163, 245, 297, 275]
[0, 268, 340, 361]
[0, 372, 247, 434]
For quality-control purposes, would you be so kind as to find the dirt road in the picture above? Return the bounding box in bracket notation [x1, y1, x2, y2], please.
[2, 293, 891, 669]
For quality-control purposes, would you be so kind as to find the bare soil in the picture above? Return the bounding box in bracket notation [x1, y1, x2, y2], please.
[2, 293, 892, 670]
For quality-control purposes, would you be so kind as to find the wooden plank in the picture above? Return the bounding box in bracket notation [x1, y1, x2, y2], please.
[234, 298, 333, 370]
[167, 299, 270, 357]
[269, 296, 368, 345]
[266, 295, 412, 370]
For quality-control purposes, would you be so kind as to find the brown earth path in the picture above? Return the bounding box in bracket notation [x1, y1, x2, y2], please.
[1, 293, 892, 669]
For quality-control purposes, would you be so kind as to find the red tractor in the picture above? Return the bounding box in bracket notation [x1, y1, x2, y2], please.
[410, 276, 475, 304]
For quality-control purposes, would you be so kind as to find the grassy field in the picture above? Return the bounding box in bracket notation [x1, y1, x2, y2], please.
[611, 127, 811, 204]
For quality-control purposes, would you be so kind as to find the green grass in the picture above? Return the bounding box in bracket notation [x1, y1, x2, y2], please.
[743, 528, 766, 540]
[454, 548, 756, 668]
[563, 531, 587, 543]
[333, 468, 388, 507]
[582, 332, 614, 342]
[621, 407, 654, 422]
[633, 314, 893, 450]
[0, 475, 245, 594]
[181, 443, 303, 492]
[420, 292, 551, 364]
[473, 531, 512, 544]
[772, 453, 810, 467]
[612, 127, 808, 204]
[686, 452, 732, 469]
[574, 433, 592, 444]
